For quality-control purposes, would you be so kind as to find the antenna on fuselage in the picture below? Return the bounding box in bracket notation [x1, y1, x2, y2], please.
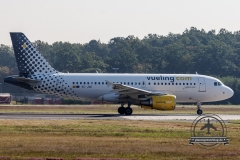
[196, 72, 198, 75]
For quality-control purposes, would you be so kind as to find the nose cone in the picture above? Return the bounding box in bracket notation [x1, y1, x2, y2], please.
[224, 86, 234, 99]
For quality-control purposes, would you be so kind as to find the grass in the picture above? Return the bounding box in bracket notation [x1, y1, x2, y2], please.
[0, 105, 239, 159]
[0, 119, 239, 160]
[0, 104, 240, 114]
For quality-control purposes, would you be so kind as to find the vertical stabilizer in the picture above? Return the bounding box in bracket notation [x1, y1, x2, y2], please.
[10, 32, 58, 77]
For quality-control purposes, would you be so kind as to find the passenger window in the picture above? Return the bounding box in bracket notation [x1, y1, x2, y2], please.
[73, 82, 75, 84]
[124, 82, 126, 85]
[76, 82, 78, 84]
[194, 83, 196, 85]
[87, 82, 89, 85]
[102, 82, 104, 85]
[165, 83, 167, 85]
[143, 82, 145, 85]
[131, 82, 133, 85]
[98, 82, 100, 85]
[154, 83, 156, 85]
[183, 83, 185, 85]
[128, 82, 129, 85]
[148, 82, 151, 85]
[172, 83, 174, 85]
[84, 82, 86, 84]
[161, 83, 163, 85]
[135, 82, 137, 85]
[186, 83, 188, 85]
[95, 82, 97, 84]
[179, 83, 181, 85]
[176, 83, 178, 85]
[168, 83, 170, 85]
[214, 82, 217, 86]
[158, 83, 159, 85]
[80, 82, 82, 84]
[139, 82, 140, 85]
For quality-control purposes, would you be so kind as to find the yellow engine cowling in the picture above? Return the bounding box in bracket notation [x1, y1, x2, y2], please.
[141, 95, 176, 110]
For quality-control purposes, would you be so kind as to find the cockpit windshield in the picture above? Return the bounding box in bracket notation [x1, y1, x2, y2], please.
[214, 82, 223, 86]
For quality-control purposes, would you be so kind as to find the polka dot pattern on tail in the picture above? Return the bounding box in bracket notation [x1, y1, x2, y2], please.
[10, 33, 58, 75]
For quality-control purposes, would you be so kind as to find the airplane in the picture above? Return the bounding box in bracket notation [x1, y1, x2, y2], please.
[4, 32, 234, 115]
[200, 119, 217, 134]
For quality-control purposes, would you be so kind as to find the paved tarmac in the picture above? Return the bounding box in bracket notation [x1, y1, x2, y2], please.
[0, 113, 239, 121]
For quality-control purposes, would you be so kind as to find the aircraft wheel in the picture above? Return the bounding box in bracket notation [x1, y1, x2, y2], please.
[118, 107, 125, 114]
[125, 107, 133, 115]
[197, 109, 203, 115]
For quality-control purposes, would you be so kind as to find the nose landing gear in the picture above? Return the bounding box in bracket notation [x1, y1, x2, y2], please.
[117, 103, 133, 115]
[197, 102, 203, 115]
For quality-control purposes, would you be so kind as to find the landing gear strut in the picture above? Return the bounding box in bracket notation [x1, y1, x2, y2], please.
[197, 102, 203, 115]
[117, 103, 133, 115]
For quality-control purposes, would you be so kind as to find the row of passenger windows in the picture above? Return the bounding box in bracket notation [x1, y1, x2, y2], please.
[72, 82, 196, 86]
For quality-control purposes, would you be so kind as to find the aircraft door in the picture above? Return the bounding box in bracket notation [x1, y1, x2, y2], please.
[198, 77, 206, 92]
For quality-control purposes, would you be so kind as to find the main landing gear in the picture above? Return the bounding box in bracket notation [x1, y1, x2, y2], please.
[118, 103, 133, 115]
[197, 102, 203, 115]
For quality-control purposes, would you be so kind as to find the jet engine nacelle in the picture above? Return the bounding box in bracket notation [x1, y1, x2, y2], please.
[97, 93, 119, 102]
[141, 95, 176, 110]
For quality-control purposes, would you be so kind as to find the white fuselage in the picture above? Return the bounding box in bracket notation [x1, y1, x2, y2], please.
[7, 32, 234, 115]
[34, 73, 233, 103]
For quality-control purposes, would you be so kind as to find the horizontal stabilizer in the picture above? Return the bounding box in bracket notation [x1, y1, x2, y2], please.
[4, 76, 41, 89]
[14, 77, 42, 85]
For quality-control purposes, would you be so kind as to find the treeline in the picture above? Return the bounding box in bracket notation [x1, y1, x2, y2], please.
[1, 27, 240, 104]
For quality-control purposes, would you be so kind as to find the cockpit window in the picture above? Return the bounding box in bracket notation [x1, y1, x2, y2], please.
[214, 82, 223, 86]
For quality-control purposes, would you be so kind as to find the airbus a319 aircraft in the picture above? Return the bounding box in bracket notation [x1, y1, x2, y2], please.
[4, 33, 234, 115]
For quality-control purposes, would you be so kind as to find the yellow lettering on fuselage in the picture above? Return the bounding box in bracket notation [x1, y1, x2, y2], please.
[176, 77, 192, 81]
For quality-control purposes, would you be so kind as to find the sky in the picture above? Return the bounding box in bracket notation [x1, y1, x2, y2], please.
[1, 0, 240, 45]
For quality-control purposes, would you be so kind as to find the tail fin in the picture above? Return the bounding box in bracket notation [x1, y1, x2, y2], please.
[10, 32, 58, 77]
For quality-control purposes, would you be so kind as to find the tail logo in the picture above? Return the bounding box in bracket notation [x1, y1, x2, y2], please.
[22, 43, 27, 49]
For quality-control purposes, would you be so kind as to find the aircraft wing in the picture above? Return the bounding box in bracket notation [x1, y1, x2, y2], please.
[106, 80, 165, 98]
[200, 125, 207, 130]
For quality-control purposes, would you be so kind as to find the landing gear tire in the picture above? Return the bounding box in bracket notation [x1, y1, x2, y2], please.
[125, 107, 133, 115]
[196, 102, 203, 115]
[118, 107, 125, 115]
[197, 109, 203, 115]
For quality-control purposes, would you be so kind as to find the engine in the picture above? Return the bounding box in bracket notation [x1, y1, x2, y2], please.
[140, 95, 176, 110]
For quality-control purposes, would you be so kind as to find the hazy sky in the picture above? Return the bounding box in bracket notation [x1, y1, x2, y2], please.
[1, 0, 240, 45]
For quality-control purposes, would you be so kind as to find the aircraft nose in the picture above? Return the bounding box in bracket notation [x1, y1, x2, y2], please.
[224, 86, 234, 99]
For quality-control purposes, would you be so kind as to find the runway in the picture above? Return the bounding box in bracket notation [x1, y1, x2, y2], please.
[0, 113, 239, 121]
